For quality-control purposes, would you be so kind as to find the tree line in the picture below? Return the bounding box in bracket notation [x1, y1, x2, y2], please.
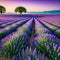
[0, 5, 27, 14]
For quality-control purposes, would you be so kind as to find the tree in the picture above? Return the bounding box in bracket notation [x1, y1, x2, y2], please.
[0, 5, 6, 14]
[15, 6, 27, 14]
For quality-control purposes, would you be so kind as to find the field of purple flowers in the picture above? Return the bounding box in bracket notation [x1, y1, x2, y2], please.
[0, 14, 60, 60]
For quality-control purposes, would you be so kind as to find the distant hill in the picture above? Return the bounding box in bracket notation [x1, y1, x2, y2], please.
[42, 10, 60, 14]
[27, 10, 60, 14]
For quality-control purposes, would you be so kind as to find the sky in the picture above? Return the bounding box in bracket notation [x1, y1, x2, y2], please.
[0, 0, 60, 12]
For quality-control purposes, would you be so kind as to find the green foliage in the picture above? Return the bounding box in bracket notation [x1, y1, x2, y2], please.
[15, 6, 27, 14]
[0, 5, 6, 14]
[54, 31, 60, 39]
[0, 30, 11, 40]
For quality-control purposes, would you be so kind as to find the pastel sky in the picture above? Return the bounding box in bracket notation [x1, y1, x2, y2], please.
[0, 0, 60, 12]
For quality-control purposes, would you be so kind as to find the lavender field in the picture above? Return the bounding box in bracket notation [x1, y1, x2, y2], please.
[0, 14, 60, 60]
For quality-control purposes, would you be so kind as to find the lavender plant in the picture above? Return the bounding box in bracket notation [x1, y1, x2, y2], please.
[1, 33, 30, 60]
[32, 35, 60, 60]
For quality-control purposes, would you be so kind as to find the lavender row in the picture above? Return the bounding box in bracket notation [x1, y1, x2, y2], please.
[0, 18, 34, 59]
[38, 15, 60, 27]
[0, 18, 30, 31]
[0, 20, 28, 40]
[0, 16, 30, 25]
[0, 17, 30, 28]
[1, 18, 33, 44]
[39, 19, 58, 32]
[34, 18, 52, 36]
[38, 18, 60, 39]
[32, 34, 60, 60]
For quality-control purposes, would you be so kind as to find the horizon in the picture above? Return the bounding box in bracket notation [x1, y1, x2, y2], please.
[4, 10, 59, 13]
[0, 0, 60, 12]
